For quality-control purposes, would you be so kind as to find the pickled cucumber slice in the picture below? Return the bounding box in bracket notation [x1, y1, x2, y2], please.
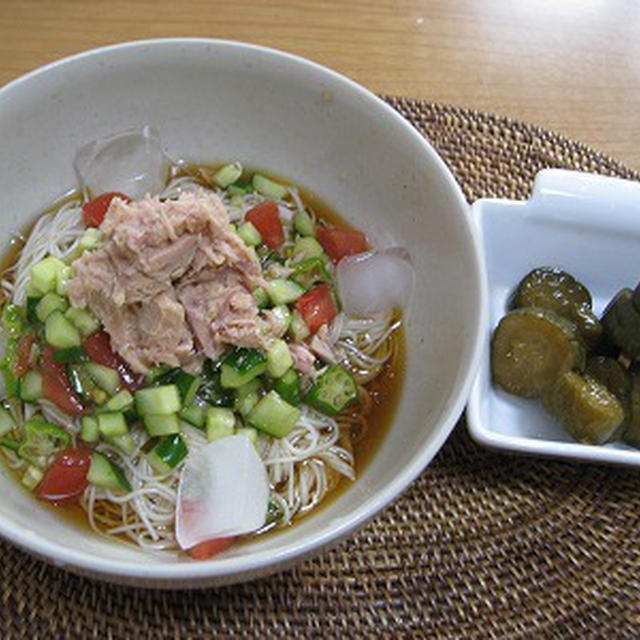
[585, 356, 632, 402]
[541, 372, 624, 445]
[585, 356, 631, 438]
[623, 374, 640, 448]
[491, 307, 586, 398]
[513, 267, 601, 344]
[601, 288, 640, 359]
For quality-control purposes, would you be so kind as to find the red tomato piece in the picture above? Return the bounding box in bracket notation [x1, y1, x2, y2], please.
[41, 345, 87, 415]
[295, 283, 337, 335]
[13, 332, 36, 377]
[316, 226, 368, 263]
[36, 447, 91, 504]
[82, 192, 130, 228]
[83, 330, 144, 391]
[187, 537, 236, 560]
[245, 200, 284, 249]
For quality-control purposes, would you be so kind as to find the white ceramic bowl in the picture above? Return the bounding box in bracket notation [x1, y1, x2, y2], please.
[0, 39, 485, 588]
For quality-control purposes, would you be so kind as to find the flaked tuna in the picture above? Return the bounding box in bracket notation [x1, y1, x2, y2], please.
[68, 190, 273, 373]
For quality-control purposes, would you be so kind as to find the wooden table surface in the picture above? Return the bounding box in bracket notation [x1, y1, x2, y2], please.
[0, 0, 638, 170]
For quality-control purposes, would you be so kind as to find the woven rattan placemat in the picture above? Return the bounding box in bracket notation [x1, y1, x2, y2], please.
[2, 99, 640, 639]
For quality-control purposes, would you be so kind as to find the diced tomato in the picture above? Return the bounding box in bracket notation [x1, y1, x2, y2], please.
[41, 345, 87, 415]
[83, 330, 119, 369]
[82, 192, 130, 228]
[83, 330, 144, 391]
[316, 226, 368, 263]
[295, 283, 337, 335]
[36, 447, 91, 504]
[245, 200, 284, 249]
[13, 332, 36, 377]
[187, 537, 236, 560]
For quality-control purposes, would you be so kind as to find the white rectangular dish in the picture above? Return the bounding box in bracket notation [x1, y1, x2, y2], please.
[467, 168, 640, 466]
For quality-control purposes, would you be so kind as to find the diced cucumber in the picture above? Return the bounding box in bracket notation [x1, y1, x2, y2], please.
[135, 385, 181, 416]
[289, 310, 310, 342]
[237, 222, 262, 247]
[213, 162, 243, 188]
[274, 368, 301, 406]
[247, 390, 301, 438]
[88, 451, 131, 491]
[97, 412, 129, 438]
[25, 282, 41, 299]
[152, 369, 200, 406]
[68, 365, 107, 404]
[267, 339, 294, 378]
[179, 403, 206, 428]
[65, 307, 100, 337]
[266, 279, 305, 306]
[19, 371, 43, 402]
[236, 426, 259, 447]
[292, 237, 324, 261]
[53, 346, 87, 364]
[253, 287, 269, 309]
[220, 348, 268, 389]
[30, 256, 66, 295]
[235, 390, 259, 417]
[146, 434, 188, 474]
[21, 465, 43, 490]
[56, 266, 72, 296]
[45, 311, 81, 349]
[99, 389, 134, 413]
[84, 362, 121, 395]
[268, 305, 292, 338]
[0, 406, 15, 437]
[80, 416, 99, 443]
[143, 413, 181, 436]
[305, 365, 358, 415]
[35, 293, 68, 322]
[80, 228, 102, 252]
[293, 210, 316, 237]
[206, 407, 236, 441]
[107, 433, 136, 455]
[197, 360, 235, 407]
[252, 174, 288, 200]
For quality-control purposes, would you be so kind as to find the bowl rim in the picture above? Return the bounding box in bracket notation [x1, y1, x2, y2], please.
[0, 37, 487, 584]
